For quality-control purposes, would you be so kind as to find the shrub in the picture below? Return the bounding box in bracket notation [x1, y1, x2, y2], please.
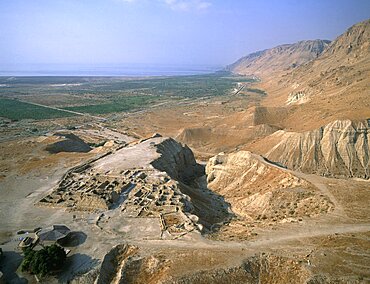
[21, 244, 66, 277]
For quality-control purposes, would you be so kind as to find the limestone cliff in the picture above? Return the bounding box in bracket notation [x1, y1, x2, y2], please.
[226, 20, 370, 132]
[256, 20, 370, 130]
[255, 120, 370, 179]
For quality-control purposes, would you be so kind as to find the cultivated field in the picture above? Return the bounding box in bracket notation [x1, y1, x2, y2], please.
[0, 73, 257, 118]
[0, 98, 75, 120]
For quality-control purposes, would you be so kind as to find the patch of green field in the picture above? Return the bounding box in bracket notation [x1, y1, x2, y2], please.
[244, 88, 267, 96]
[83, 73, 256, 98]
[0, 72, 258, 116]
[0, 98, 75, 120]
[63, 95, 161, 114]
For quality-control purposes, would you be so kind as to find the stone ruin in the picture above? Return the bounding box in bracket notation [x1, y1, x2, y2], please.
[38, 136, 204, 237]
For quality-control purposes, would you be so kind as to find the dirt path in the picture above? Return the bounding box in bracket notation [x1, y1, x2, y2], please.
[128, 222, 370, 252]
[232, 84, 245, 96]
[248, 222, 369, 249]
[293, 172, 347, 217]
[257, 155, 347, 218]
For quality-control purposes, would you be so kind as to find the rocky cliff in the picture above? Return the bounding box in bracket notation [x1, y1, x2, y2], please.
[226, 20, 370, 132]
[252, 120, 370, 179]
[254, 20, 370, 130]
[151, 137, 204, 183]
[227, 39, 330, 78]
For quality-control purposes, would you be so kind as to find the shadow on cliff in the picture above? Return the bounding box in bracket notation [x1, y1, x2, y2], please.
[57, 253, 99, 283]
[179, 165, 235, 234]
[150, 138, 235, 234]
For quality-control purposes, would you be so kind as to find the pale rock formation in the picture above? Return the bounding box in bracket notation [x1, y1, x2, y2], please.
[286, 91, 308, 105]
[264, 120, 370, 178]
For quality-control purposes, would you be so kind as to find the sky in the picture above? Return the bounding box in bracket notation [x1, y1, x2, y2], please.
[0, 0, 369, 70]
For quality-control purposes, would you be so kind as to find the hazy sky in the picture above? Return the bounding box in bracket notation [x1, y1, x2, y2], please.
[1, 0, 369, 69]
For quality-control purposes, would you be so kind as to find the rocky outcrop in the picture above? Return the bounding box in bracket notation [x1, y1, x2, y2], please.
[151, 137, 204, 183]
[263, 120, 370, 178]
[97, 244, 139, 284]
[171, 254, 312, 284]
[72, 244, 172, 284]
[227, 39, 330, 78]
[206, 151, 332, 221]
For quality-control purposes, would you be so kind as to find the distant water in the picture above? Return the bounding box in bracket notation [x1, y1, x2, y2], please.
[0, 63, 222, 76]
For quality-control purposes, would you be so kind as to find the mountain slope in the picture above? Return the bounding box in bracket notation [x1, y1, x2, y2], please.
[230, 19, 370, 133]
[271, 19, 370, 106]
[227, 40, 330, 78]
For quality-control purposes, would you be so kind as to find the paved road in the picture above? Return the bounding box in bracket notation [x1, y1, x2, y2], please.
[16, 99, 106, 121]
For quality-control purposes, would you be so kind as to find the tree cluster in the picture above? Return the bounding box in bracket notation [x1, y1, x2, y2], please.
[21, 244, 66, 277]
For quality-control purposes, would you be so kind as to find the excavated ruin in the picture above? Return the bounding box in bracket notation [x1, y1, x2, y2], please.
[39, 136, 206, 237]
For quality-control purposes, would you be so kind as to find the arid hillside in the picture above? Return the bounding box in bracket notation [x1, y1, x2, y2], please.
[227, 19, 370, 132]
[206, 151, 332, 222]
[260, 20, 370, 129]
[227, 39, 330, 78]
[264, 20, 369, 106]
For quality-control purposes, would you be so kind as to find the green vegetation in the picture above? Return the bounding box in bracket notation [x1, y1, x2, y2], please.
[21, 244, 67, 277]
[0, 98, 74, 120]
[77, 73, 255, 98]
[0, 73, 258, 117]
[63, 95, 161, 114]
[244, 88, 267, 96]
